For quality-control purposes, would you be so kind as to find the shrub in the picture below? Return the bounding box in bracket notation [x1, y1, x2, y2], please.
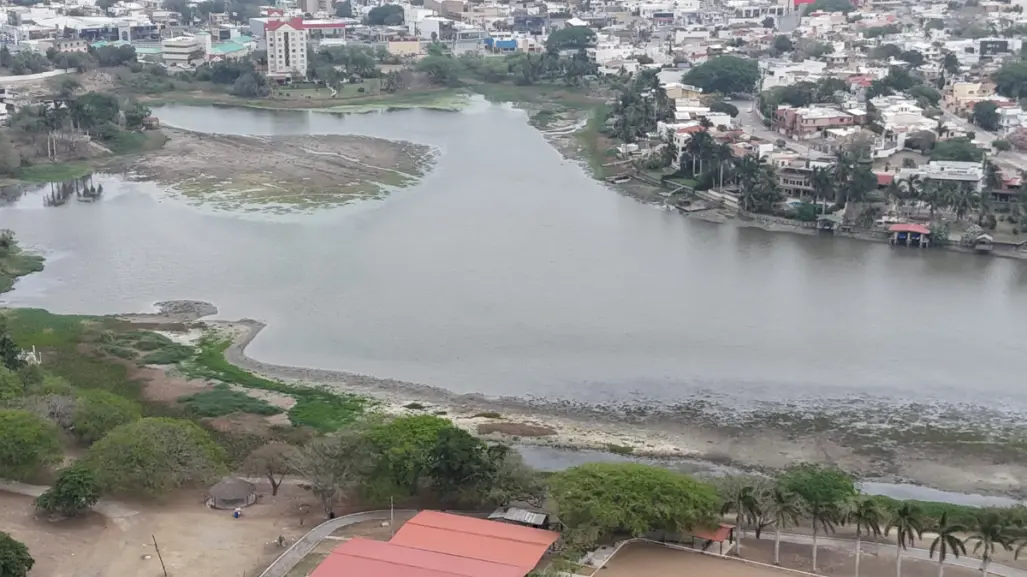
[72, 390, 142, 444]
[180, 384, 283, 417]
[36, 464, 99, 516]
[140, 344, 193, 365]
[0, 409, 61, 480]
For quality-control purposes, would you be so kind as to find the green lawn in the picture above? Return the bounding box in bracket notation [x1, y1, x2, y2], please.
[16, 162, 93, 183]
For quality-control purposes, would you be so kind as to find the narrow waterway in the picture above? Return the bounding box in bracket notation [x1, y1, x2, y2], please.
[2, 102, 1027, 419]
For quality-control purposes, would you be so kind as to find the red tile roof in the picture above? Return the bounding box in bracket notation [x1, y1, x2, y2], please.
[265, 17, 304, 31]
[692, 524, 735, 543]
[889, 223, 931, 235]
[310, 538, 525, 577]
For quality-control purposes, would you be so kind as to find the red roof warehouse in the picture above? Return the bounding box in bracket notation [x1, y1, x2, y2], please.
[310, 511, 561, 577]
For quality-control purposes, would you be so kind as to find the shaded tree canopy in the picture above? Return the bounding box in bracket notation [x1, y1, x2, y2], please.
[972, 100, 1000, 131]
[931, 137, 984, 162]
[993, 59, 1027, 98]
[0, 532, 33, 577]
[549, 462, 721, 548]
[86, 417, 226, 496]
[681, 55, 760, 95]
[367, 4, 403, 25]
[71, 389, 141, 444]
[0, 409, 61, 481]
[35, 464, 100, 517]
[545, 26, 596, 51]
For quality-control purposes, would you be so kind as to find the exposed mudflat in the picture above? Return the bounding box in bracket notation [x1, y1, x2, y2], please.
[111, 128, 435, 213]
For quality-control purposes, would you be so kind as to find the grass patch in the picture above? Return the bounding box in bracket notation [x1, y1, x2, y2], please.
[180, 383, 283, 417]
[605, 443, 634, 455]
[184, 335, 372, 432]
[469, 82, 597, 109]
[106, 130, 168, 155]
[100, 344, 137, 359]
[5, 309, 140, 398]
[140, 344, 193, 365]
[472, 411, 502, 419]
[16, 162, 93, 183]
[0, 249, 44, 294]
[575, 104, 613, 179]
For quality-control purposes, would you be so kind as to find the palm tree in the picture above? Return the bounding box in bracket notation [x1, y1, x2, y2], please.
[948, 183, 979, 221]
[811, 165, 835, 213]
[718, 477, 761, 558]
[685, 131, 715, 176]
[765, 487, 804, 566]
[808, 500, 841, 573]
[712, 143, 735, 190]
[846, 496, 885, 577]
[965, 511, 1014, 577]
[930, 513, 967, 577]
[886, 502, 924, 577]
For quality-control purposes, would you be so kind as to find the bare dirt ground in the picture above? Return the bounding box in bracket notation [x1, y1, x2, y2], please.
[604, 541, 984, 577]
[5, 481, 320, 577]
[110, 128, 435, 212]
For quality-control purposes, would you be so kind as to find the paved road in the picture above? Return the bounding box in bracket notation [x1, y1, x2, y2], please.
[773, 532, 1027, 577]
[727, 99, 816, 157]
[0, 480, 138, 519]
[258, 509, 416, 577]
[940, 110, 1027, 172]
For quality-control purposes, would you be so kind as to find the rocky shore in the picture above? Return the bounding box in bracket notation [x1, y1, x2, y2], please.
[122, 300, 1027, 498]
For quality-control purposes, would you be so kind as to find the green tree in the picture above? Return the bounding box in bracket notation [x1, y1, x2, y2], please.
[931, 138, 983, 162]
[366, 415, 451, 499]
[0, 366, 21, 401]
[71, 390, 141, 444]
[681, 55, 760, 95]
[0, 132, 21, 177]
[993, 60, 1027, 98]
[994, 139, 1012, 153]
[416, 54, 462, 87]
[367, 4, 403, 25]
[772, 35, 794, 53]
[766, 486, 804, 566]
[0, 409, 61, 481]
[886, 503, 924, 577]
[0, 532, 33, 577]
[761, 15, 775, 27]
[545, 27, 597, 51]
[122, 101, 151, 129]
[845, 496, 885, 577]
[972, 101, 1000, 131]
[943, 52, 960, 76]
[965, 511, 1013, 577]
[929, 512, 967, 577]
[549, 462, 720, 548]
[427, 427, 498, 503]
[710, 101, 739, 117]
[86, 417, 225, 496]
[35, 464, 99, 517]
[779, 464, 855, 572]
[907, 84, 941, 107]
[898, 50, 926, 68]
[71, 92, 119, 134]
[806, 0, 853, 12]
[335, 0, 352, 17]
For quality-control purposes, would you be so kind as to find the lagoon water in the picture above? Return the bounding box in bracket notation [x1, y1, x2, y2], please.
[3, 101, 1027, 413]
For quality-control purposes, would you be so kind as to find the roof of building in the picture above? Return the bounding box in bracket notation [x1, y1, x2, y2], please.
[211, 41, 246, 54]
[266, 17, 305, 31]
[310, 538, 525, 577]
[488, 507, 547, 527]
[877, 173, 894, 186]
[889, 223, 931, 234]
[691, 524, 735, 543]
[208, 477, 255, 500]
[390, 511, 560, 570]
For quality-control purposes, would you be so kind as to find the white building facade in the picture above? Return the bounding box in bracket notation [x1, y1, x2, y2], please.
[266, 18, 308, 79]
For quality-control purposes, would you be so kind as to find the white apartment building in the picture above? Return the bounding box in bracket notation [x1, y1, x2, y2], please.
[161, 34, 210, 66]
[266, 18, 308, 79]
[898, 161, 985, 192]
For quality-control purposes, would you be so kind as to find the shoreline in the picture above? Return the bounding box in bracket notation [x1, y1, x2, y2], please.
[124, 301, 1027, 499]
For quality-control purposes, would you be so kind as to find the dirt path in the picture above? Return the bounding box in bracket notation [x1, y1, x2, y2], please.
[109, 128, 435, 211]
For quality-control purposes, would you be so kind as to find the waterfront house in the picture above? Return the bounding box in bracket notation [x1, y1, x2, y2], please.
[889, 223, 931, 248]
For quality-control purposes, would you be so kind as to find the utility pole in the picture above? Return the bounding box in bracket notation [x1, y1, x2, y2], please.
[152, 535, 168, 577]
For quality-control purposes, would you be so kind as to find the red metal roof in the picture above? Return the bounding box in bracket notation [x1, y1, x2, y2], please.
[692, 524, 735, 543]
[889, 223, 931, 234]
[876, 173, 894, 186]
[390, 511, 560, 569]
[310, 538, 524, 577]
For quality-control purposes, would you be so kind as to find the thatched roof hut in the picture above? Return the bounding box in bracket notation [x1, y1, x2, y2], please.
[206, 477, 257, 509]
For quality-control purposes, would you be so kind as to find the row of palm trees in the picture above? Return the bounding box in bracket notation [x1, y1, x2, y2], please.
[719, 476, 1027, 577]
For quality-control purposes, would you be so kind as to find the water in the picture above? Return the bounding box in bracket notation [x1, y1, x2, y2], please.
[3, 102, 1027, 415]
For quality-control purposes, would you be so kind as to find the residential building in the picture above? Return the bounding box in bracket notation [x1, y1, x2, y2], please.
[897, 160, 985, 192]
[774, 105, 866, 140]
[266, 18, 308, 79]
